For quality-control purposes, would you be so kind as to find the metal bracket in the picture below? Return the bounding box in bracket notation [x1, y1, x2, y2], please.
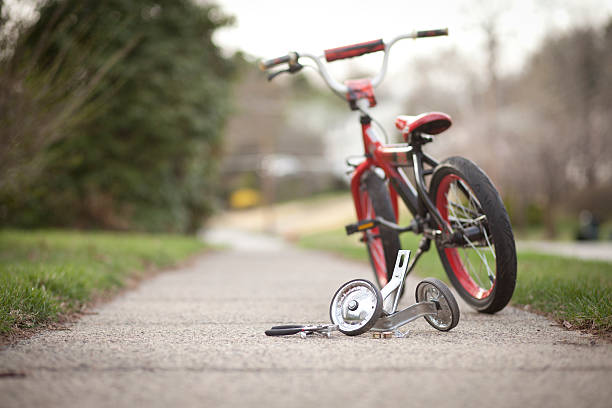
[380, 250, 411, 314]
[371, 301, 437, 331]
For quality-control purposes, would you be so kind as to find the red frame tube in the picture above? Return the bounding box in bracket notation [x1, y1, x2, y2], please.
[350, 159, 371, 220]
[351, 121, 403, 221]
[389, 183, 399, 222]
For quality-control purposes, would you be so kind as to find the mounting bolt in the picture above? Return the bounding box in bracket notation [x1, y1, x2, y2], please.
[348, 300, 358, 311]
[372, 331, 394, 339]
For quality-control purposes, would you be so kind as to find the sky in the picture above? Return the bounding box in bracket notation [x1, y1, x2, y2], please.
[6, 0, 612, 78]
[211, 0, 612, 79]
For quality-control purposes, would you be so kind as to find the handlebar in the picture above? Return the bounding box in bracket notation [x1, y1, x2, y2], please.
[324, 39, 385, 62]
[259, 28, 448, 96]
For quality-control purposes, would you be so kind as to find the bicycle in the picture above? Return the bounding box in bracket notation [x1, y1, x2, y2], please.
[260, 28, 517, 313]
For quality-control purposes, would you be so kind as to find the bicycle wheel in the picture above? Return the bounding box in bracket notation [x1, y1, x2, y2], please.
[360, 170, 401, 287]
[430, 157, 516, 313]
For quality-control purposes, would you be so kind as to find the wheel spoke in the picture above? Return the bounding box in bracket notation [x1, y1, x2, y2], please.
[462, 185, 496, 262]
[463, 228, 495, 284]
[449, 201, 480, 218]
[459, 247, 485, 288]
[459, 180, 484, 213]
[446, 179, 496, 290]
[448, 215, 486, 225]
[481, 225, 496, 260]
[451, 184, 472, 221]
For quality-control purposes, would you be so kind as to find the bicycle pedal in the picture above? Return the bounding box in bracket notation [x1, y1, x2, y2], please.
[345, 219, 378, 235]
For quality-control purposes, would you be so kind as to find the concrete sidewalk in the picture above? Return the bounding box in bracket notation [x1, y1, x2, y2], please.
[1, 245, 610, 408]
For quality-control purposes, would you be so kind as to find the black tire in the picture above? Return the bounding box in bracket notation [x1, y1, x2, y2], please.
[415, 278, 460, 331]
[429, 157, 517, 314]
[361, 170, 401, 287]
[329, 279, 383, 336]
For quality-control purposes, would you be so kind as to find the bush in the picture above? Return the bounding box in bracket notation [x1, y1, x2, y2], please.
[0, 0, 234, 233]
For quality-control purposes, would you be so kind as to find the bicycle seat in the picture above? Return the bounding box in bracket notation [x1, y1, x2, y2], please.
[395, 112, 452, 135]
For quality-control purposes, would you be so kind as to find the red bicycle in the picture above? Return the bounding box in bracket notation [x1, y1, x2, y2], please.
[260, 29, 517, 313]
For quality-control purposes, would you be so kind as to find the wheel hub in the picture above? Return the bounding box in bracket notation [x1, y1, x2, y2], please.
[331, 281, 380, 333]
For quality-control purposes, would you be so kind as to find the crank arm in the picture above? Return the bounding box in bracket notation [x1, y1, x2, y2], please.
[371, 301, 438, 331]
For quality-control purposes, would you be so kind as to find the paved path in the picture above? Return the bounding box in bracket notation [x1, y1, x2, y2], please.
[1, 242, 611, 407]
[518, 240, 612, 262]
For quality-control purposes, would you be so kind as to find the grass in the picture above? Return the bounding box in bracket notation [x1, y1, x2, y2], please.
[513, 252, 611, 333]
[512, 217, 612, 242]
[299, 228, 612, 335]
[0, 229, 206, 335]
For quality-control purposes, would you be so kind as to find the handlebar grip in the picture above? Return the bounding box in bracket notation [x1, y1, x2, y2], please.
[259, 55, 291, 71]
[324, 39, 385, 62]
[265, 325, 304, 336]
[416, 28, 448, 38]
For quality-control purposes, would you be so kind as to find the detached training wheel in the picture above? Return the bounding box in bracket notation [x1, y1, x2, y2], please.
[415, 278, 460, 331]
[329, 279, 383, 336]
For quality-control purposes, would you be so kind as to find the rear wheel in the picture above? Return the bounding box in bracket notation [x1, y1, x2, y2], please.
[430, 157, 516, 313]
[360, 170, 401, 287]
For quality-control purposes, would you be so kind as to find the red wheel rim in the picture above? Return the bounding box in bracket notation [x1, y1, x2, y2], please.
[361, 189, 388, 286]
[436, 174, 494, 300]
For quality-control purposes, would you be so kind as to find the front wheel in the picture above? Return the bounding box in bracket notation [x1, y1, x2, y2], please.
[359, 170, 401, 287]
[430, 157, 517, 314]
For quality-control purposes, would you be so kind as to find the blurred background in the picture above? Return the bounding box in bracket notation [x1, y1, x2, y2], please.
[1, 0, 611, 240]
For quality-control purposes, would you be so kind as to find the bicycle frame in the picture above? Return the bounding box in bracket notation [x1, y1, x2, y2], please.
[350, 99, 450, 240]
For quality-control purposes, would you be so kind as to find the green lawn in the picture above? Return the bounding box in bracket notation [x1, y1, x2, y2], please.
[299, 228, 612, 335]
[0, 230, 206, 335]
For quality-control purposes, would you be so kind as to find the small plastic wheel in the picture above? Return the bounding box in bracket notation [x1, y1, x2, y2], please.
[329, 279, 383, 336]
[415, 278, 460, 331]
